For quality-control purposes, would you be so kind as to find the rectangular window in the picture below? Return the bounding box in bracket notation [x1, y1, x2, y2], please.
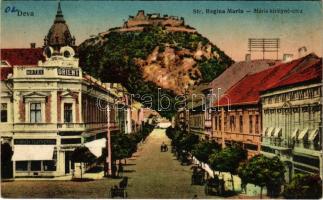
[230, 116, 235, 132]
[214, 116, 218, 130]
[64, 103, 73, 123]
[30, 161, 41, 171]
[249, 115, 253, 134]
[1, 103, 8, 122]
[219, 117, 221, 130]
[16, 161, 28, 171]
[30, 103, 41, 123]
[255, 115, 259, 134]
[224, 116, 227, 131]
[43, 160, 56, 171]
[239, 115, 243, 133]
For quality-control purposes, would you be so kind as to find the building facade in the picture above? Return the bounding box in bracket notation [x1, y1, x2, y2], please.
[261, 55, 322, 181]
[211, 53, 322, 159]
[0, 3, 126, 178]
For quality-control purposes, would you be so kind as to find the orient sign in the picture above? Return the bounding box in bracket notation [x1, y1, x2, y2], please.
[57, 68, 79, 77]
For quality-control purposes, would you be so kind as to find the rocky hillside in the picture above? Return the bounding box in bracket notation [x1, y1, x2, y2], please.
[78, 22, 233, 118]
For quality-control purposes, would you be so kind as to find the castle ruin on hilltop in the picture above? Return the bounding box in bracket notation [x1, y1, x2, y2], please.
[124, 10, 185, 28]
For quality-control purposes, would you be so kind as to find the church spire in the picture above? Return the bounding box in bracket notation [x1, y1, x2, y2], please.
[54, 1, 65, 23]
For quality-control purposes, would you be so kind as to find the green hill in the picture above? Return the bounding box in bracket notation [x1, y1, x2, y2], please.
[78, 25, 233, 118]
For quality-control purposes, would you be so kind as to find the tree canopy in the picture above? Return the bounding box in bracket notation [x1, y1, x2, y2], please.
[191, 140, 221, 163]
[72, 146, 96, 164]
[283, 173, 322, 199]
[238, 155, 285, 198]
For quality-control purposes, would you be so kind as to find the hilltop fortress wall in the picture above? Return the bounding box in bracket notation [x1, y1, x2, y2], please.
[123, 10, 189, 29]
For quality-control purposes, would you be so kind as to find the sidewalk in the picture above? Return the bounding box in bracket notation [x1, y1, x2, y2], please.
[192, 157, 266, 197]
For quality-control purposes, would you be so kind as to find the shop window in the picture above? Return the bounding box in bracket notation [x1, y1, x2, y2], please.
[16, 161, 28, 171]
[30, 161, 41, 171]
[30, 103, 41, 123]
[1, 103, 7, 122]
[43, 160, 56, 171]
[64, 103, 73, 123]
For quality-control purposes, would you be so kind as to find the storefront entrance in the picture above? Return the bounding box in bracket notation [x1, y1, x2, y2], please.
[1, 143, 13, 179]
[64, 151, 74, 174]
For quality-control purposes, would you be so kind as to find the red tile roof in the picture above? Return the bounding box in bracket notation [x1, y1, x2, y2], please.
[0, 48, 45, 66]
[216, 53, 322, 107]
[0, 67, 13, 81]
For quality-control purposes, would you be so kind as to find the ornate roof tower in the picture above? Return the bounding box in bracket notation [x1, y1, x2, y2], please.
[44, 2, 75, 52]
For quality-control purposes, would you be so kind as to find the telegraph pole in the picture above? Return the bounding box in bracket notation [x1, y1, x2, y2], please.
[106, 104, 112, 176]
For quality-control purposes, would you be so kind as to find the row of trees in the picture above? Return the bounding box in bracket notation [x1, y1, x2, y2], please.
[72, 122, 155, 178]
[166, 127, 322, 199]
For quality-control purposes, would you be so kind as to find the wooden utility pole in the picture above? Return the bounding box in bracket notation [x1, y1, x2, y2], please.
[106, 104, 112, 176]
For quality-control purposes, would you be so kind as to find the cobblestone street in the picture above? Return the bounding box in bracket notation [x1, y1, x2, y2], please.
[2, 129, 209, 198]
[125, 128, 208, 199]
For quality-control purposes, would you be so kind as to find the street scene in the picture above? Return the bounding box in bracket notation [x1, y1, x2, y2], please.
[0, 0, 322, 199]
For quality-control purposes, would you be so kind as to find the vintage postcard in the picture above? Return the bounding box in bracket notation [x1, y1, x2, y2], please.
[0, 0, 322, 199]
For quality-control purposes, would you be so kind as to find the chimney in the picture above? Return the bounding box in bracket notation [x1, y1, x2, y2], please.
[283, 54, 293, 62]
[30, 43, 36, 48]
[245, 54, 251, 61]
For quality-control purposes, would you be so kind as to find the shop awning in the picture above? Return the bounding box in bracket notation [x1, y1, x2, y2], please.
[273, 128, 282, 138]
[267, 127, 275, 137]
[12, 145, 55, 161]
[262, 127, 268, 137]
[308, 129, 319, 141]
[291, 129, 299, 140]
[84, 138, 106, 157]
[298, 128, 309, 140]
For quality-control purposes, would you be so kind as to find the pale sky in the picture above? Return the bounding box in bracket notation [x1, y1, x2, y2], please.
[1, 1, 322, 61]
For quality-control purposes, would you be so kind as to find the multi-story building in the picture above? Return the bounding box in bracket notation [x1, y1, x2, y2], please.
[261, 54, 322, 181]
[0, 3, 126, 178]
[212, 53, 321, 159]
[187, 84, 212, 139]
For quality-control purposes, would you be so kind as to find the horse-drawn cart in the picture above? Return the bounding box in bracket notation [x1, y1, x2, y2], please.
[204, 176, 225, 196]
[109, 177, 129, 198]
[110, 187, 127, 198]
[191, 170, 205, 185]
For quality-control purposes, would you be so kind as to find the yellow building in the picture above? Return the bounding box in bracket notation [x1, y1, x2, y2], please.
[0, 3, 125, 178]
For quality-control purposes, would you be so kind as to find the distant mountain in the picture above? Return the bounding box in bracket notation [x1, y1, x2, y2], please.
[78, 11, 234, 118]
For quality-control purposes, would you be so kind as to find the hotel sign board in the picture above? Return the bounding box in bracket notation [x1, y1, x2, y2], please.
[26, 69, 44, 75]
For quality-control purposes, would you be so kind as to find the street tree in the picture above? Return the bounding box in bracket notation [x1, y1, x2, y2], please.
[283, 173, 322, 199]
[71, 146, 96, 179]
[192, 140, 221, 163]
[179, 133, 199, 153]
[238, 155, 285, 198]
[208, 144, 247, 192]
